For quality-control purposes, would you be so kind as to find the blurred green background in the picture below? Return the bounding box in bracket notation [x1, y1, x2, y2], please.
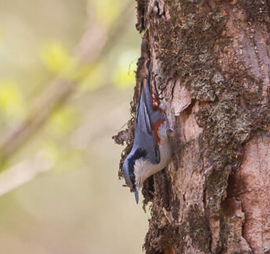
[0, 0, 148, 253]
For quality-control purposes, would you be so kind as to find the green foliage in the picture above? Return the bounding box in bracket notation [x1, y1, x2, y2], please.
[93, 0, 121, 27]
[0, 79, 26, 120]
[113, 50, 138, 89]
[40, 41, 74, 74]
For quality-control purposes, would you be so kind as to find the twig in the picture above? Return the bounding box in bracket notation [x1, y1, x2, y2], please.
[0, 153, 52, 196]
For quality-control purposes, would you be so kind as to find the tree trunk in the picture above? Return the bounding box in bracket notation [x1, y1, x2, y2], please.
[121, 1, 270, 253]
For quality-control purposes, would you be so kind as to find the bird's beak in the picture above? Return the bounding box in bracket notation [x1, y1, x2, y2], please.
[134, 186, 139, 204]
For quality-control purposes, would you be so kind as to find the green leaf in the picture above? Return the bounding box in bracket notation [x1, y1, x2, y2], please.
[113, 50, 138, 89]
[39, 41, 74, 74]
[0, 79, 26, 119]
[93, 0, 120, 27]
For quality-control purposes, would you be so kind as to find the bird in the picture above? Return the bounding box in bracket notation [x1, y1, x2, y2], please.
[122, 68, 171, 203]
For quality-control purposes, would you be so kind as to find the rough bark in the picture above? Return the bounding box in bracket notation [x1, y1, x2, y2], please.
[118, 1, 270, 253]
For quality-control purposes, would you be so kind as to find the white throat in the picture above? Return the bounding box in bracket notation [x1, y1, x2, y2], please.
[134, 122, 171, 187]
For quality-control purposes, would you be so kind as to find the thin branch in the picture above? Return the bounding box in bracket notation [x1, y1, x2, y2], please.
[0, 153, 52, 196]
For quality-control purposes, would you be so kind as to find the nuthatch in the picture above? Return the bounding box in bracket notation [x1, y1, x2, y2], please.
[123, 69, 171, 203]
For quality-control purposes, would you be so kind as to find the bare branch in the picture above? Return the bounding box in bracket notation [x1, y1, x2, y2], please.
[0, 153, 52, 196]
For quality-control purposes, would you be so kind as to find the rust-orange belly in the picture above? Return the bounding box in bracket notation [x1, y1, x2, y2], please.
[151, 119, 165, 145]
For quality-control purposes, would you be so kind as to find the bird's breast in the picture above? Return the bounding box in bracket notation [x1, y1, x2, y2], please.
[152, 119, 166, 144]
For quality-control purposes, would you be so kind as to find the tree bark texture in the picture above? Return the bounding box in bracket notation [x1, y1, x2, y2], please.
[119, 1, 270, 253]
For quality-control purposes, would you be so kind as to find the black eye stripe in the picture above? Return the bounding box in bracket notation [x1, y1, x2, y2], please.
[128, 149, 147, 188]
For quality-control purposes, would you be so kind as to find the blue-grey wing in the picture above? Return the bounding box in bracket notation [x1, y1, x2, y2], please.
[133, 82, 160, 164]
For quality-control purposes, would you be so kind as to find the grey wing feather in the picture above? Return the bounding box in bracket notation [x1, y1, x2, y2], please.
[133, 82, 160, 164]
